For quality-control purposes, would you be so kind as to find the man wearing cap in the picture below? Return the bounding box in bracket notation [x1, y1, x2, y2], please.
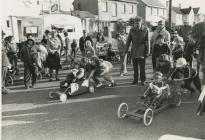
[151, 20, 170, 70]
[79, 30, 93, 56]
[124, 17, 150, 85]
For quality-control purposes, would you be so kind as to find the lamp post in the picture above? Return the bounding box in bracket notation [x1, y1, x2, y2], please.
[168, 0, 172, 31]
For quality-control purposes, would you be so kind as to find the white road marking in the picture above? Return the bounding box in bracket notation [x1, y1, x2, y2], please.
[2, 112, 48, 119]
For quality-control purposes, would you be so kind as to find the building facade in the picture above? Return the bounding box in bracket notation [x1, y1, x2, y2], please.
[137, 0, 167, 25]
[73, 0, 138, 35]
[180, 7, 195, 25]
[172, 7, 183, 26]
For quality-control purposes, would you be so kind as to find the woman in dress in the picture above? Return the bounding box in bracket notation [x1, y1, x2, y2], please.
[46, 30, 61, 82]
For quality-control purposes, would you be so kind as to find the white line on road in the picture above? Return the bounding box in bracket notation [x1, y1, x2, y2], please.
[2, 112, 48, 119]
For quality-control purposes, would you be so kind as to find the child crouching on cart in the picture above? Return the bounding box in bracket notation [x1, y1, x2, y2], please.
[90, 56, 116, 87]
[141, 72, 170, 108]
[60, 59, 86, 90]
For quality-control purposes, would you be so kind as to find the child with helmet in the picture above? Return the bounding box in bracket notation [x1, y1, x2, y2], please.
[141, 72, 170, 108]
[170, 58, 201, 94]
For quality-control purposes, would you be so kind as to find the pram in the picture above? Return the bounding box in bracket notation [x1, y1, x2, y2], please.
[5, 66, 16, 86]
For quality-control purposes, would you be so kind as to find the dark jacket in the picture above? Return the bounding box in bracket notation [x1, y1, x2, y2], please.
[124, 25, 150, 58]
[79, 36, 93, 52]
[171, 65, 197, 80]
[153, 43, 171, 58]
[184, 37, 195, 59]
[20, 44, 38, 66]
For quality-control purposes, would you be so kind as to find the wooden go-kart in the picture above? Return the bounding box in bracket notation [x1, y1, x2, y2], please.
[117, 81, 182, 126]
[49, 77, 95, 102]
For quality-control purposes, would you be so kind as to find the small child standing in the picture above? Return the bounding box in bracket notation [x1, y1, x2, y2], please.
[152, 34, 171, 71]
[71, 39, 77, 58]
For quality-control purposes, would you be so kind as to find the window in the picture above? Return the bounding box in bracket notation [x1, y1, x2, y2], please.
[128, 5, 134, 14]
[152, 8, 157, 16]
[112, 3, 117, 17]
[121, 4, 126, 13]
[102, 2, 108, 12]
[147, 7, 151, 15]
[158, 9, 163, 16]
[6, 20, 10, 28]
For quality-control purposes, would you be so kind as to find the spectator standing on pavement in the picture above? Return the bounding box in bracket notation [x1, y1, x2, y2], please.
[42, 30, 50, 45]
[84, 40, 96, 59]
[57, 32, 64, 59]
[46, 30, 61, 82]
[71, 39, 77, 58]
[197, 32, 205, 116]
[116, 33, 128, 76]
[183, 34, 195, 67]
[64, 32, 70, 63]
[2, 31, 11, 94]
[152, 34, 171, 71]
[4, 36, 19, 74]
[20, 38, 39, 89]
[124, 17, 150, 85]
[171, 31, 184, 61]
[96, 32, 105, 42]
[151, 20, 170, 70]
[79, 30, 93, 56]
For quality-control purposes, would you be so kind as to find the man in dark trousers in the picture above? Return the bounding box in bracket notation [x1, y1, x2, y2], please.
[124, 17, 150, 85]
[20, 38, 39, 89]
[79, 30, 93, 56]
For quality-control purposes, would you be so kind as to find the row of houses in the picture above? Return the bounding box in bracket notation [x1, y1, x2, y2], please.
[171, 4, 205, 26]
[72, 0, 205, 34]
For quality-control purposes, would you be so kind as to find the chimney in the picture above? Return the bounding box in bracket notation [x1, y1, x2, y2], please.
[179, 4, 181, 8]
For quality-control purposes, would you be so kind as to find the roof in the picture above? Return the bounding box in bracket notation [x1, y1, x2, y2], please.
[137, 0, 166, 8]
[180, 7, 192, 15]
[116, 0, 138, 3]
[193, 8, 200, 14]
[172, 7, 182, 14]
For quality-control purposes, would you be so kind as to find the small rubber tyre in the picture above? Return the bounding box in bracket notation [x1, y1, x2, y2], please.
[117, 102, 128, 119]
[143, 108, 153, 126]
[49, 92, 55, 99]
[60, 93, 67, 102]
[89, 86, 95, 93]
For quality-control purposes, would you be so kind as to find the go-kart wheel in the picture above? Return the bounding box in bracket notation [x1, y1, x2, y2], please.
[117, 103, 128, 119]
[143, 108, 153, 126]
[60, 93, 67, 102]
[89, 86, 95, 93]
[49, 92, 55, 99]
